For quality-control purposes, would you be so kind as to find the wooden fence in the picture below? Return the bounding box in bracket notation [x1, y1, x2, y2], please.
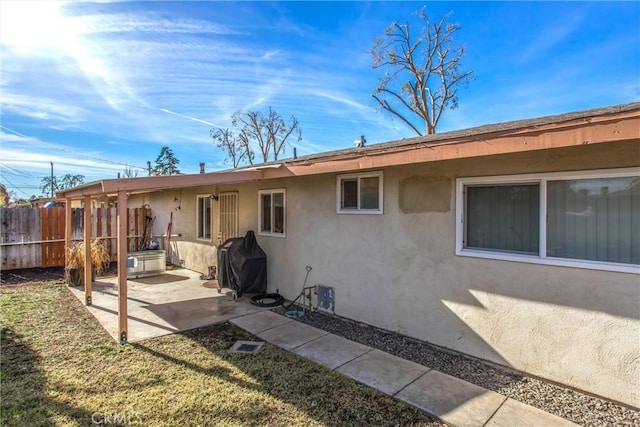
[1, 207, 152, 270]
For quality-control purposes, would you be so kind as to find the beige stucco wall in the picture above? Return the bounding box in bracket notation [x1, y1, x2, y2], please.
[131, 141, 639, 407]
[255, 142, 639, 407]
[128, 182, 260, 273]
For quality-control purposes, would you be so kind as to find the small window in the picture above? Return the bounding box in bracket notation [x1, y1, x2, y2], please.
[259, 189, 286, 237]
[196, 195, 212, 241]
[337, 171, 383, 214]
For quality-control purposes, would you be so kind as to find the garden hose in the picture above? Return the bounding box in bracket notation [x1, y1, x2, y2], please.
[283, 265, 313, 315]
[250, 293, 284, 308]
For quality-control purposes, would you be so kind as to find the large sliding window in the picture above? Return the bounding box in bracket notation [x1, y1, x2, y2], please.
[456, 169, 639, 273]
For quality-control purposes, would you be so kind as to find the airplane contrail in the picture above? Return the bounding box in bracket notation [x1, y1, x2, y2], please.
[157, 108, 224, 129]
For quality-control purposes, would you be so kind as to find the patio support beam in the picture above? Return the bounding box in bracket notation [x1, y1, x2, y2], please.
[117, 190, 128, 344]
[83, 196, 92, 305]
[64, 198, 72, 270]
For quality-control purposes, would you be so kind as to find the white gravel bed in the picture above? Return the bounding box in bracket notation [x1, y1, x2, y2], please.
[274, 307, 639, 426]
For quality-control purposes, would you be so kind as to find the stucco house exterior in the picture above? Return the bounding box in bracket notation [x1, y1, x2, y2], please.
[59, 102, 639, 408]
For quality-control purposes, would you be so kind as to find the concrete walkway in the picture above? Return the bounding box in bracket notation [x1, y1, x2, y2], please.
[231, 310, 579, 427]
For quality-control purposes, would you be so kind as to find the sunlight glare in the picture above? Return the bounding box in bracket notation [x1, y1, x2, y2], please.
[0, 1, 77, 49]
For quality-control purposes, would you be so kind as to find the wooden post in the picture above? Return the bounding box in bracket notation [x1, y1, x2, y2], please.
[65, 199, 72, 268]
[117, 191, 128, 344]
[83, 196, 92, 305]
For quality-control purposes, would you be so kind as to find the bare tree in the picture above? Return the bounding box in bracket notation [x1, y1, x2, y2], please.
[212, 107, 301, 167]
[371, 7, 473, 135]
[121, 166, 140, 178]
[210, 128, 252, 168]
[40, 175, 59, 197]
[233, 107, 301, 163]
[60, 174, 84, 189]
[40, 173, 84, 196]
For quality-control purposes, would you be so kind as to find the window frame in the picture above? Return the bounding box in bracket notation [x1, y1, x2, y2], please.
[196, 194, 212, 242]
[455, 167, 640, 274]
[336, 171, 384, 214]
[258, 188, 286, 238]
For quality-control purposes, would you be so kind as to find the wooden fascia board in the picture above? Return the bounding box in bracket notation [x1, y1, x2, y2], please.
[100, 170, 264, 192]
[59, 170, 264, 199]
[56, 182, 105, 199]
[281, 115, 640, 176]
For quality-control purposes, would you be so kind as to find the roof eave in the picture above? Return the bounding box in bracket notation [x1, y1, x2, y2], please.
[58, 169, 266, 199]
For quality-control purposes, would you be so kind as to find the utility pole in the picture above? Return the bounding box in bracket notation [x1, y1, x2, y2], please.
[147, 161, 152, 176]
[50, 161, 54, 198]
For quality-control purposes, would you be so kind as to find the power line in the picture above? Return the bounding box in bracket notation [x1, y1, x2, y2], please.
[0, 162, 43, 179]
[1, 126, 148, 171]
[0, 174, 36, 198]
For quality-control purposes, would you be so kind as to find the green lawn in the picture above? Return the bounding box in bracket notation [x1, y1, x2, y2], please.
[1, 280, 441, 426]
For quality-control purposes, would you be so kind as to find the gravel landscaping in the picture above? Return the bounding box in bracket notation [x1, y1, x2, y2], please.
[275, 307, 639, 427]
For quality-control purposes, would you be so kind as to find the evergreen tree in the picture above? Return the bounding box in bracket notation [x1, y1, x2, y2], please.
[152, 146, 181, 176]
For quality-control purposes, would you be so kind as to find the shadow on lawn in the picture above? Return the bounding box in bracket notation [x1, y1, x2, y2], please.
[0, 327, 96, 426]
[130, 340, 260, 391]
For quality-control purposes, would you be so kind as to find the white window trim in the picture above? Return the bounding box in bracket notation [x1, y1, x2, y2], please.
[196, 194, 212, 242]
[258, 189, 286, 238]
[336, 171, 384, 214]
[455, 167, 640, 274]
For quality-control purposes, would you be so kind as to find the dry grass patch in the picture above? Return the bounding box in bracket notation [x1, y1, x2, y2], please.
[1, 281, 442, 426]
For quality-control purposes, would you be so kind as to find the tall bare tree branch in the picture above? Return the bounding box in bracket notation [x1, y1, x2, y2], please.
[210, 128, 251, 168]
[371, 7, 473, 135]
[212, 107, 301, 168]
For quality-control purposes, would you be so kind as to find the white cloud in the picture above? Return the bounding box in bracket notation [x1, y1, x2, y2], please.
[260, 50, 281, 61]
[0, 129, 145, 179]
[0, 92, 87, 124]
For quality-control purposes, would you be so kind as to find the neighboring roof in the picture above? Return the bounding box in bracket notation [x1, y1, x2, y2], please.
[58, 102, 640, 199]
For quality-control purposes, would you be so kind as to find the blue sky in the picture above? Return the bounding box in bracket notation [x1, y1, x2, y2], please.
[1, 1, 638, 199]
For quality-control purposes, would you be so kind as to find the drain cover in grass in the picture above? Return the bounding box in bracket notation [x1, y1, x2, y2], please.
[230, 340, 265, 354]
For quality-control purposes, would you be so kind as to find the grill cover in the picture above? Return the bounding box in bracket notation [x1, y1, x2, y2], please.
[217, 230, 267, 297]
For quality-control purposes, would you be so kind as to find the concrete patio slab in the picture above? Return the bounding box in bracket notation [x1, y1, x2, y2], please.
[395, 369, 506, 427]
[336, 349, 431, 396]
[293, 333, 373, 370]
[486, 398, 580, 427]
[68, 269, 268, 342]
[229, 310, 293, 334]
[256, 320, 329, 350]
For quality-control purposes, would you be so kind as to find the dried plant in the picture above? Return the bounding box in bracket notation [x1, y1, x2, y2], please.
[66, 239, 110, 276]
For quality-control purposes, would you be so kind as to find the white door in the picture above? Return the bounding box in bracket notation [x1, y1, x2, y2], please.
[218, 192, 239, 244]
